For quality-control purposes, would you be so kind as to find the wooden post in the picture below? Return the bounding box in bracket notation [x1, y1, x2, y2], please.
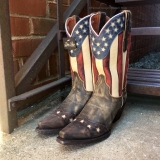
[0, 0, 18, 133]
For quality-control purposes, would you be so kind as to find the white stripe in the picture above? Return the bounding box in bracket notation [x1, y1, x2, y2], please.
[122, 50, 127, 89]
[70, 57, 78, 73]
[122, 11, 128, 89]
[95, 59, 105, 76]
[92, 65, 95, 90]
[82, 36, 93, 91]
[110, 35, 119, 97]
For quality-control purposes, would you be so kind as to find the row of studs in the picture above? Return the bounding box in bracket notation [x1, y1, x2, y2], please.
[57, 111, 101, 133]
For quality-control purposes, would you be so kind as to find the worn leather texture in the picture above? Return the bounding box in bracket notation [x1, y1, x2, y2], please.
[38, 72, 92, 130]
[58, 11, 131, 142]
[59, 75, 122, 139]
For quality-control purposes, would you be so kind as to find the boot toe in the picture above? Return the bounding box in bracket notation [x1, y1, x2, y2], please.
[37, 111, 74, 130]
[59, 118, 107, 140]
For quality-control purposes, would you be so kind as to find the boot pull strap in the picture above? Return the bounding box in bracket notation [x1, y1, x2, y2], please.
[123, 10, 132, 52]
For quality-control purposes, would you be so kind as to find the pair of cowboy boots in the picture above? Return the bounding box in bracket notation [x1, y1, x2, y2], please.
[36, 10, 132, 145]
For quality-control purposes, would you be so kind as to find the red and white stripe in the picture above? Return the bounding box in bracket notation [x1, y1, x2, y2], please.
[69, 36, 93, 92]
[92, 32, 130, 97]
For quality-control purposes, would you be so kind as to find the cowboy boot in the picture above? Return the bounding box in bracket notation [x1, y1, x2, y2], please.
[57, 10, 131, 144]
[36, 15, 93, 135]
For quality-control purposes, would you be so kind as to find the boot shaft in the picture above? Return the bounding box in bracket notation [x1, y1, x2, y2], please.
[65, 15, 93, 92]
[89, 11, 132, 98]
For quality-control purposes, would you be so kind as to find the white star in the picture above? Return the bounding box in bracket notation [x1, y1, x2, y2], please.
[83, 29, 87, 33]
[87, 125, 91, 129]
[57, 111, 60, 114]
[120, 23, 123, 28]
[104, 43, 108, 47]
[111, 22, 115, 27]
[75, 30, 79, 34]
[92, 37, 95, 41]
[84, 21, 88, 25]
[106, 28, 110, 33]
[96, 128, 100, 132]
[93, 47, 96, 51]
[109, 34, 113, 39]
[70, 118, 73, 122]
[62, 115, 66, 119]
[117, 18, 121, 23]
[80, 120, 84, 123]
[102, 37, 106, 41]
[97, 51, 100, 55]
[79, 35, 82, 39]
[96, 43, 100, 46]
[70, 50, 73, 53]
[91, 42, 94, 46]
[79, 25, 83, 29]
[76, 43, 79, 46]
[114, 28, 118, 32]
[102, 48, 105, 52]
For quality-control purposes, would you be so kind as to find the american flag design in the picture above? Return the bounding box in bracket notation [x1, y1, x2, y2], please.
[90, 12, 131, 97]
[65, 15, 93, 92]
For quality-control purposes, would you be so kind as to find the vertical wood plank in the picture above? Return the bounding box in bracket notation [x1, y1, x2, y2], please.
[0, 0, 17, 133]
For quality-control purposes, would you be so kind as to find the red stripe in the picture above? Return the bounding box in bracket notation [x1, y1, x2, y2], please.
[123, 32, 131, 88]
[92, 55, 98, 84]
[77, 51, 85, 85]
[117, 32, 123, 96]
[103, 53, 112, 93]
[69, 56, 74, 79]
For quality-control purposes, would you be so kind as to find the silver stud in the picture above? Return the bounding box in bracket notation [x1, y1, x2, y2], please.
[62, 115, 66, 119]
[96, 128, 100, 132]
[73, 119, 76, 121]
[87, 125, 91, 129]
[80, 120, 84, 123]
[69, 118, 73, 122]
[57, 111, 60, 114]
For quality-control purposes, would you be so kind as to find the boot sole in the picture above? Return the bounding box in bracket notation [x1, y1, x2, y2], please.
[56, 130, 111, 145]
[35, 127, 62, 135]
[56, 103, 126, 145]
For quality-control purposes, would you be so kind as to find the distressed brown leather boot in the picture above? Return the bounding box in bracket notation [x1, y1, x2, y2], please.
[36, 15, 93, 135]
[57, 10, 132, 144]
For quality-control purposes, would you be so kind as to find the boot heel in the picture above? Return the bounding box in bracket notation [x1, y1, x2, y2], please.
[113, 103, 126, 123]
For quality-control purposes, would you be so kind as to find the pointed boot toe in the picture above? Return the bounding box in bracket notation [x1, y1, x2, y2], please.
[36, 111, 75, 135]
[57, 118, 111, 145]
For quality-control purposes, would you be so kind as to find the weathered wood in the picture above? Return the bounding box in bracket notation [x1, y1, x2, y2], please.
[127, 82, 160, 96]
[57, 0, 65, 78]
[115, 0, 160, 5]
[9, 76, 71, 111]
[128, 73, 160, 79]
[127, 68, 160, 96]
[15, 0, 87, 95]
[0, 0, 17, 133]
[131, 27, 160, 36]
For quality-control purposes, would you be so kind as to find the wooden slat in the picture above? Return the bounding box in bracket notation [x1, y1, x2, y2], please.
[129, 68, 160, 72]
[128, 73, 160, 79]
[131, 27, 160, 36]
[127, 82, 160, 96]
[129, 68, 160, 74]
[128, 76, 160, 83]
[15, 0, 87, 95]
[115, 0, 160, 5]
[127, 68, 160, 96]
[0, 0, 17, 133]
[9, 76, 71, 111]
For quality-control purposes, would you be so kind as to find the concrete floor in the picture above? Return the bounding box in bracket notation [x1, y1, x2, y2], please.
[0, 89, 160, 160]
